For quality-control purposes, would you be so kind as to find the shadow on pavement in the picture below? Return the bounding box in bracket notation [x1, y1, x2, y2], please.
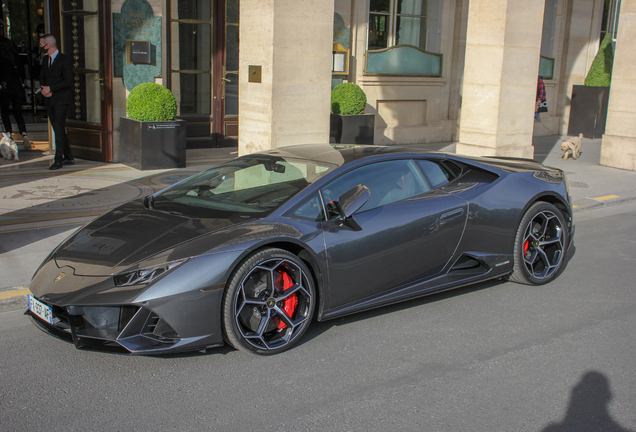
[299, 277, 504, 348]
[542, 371, 634, 432]
[532, 134, 565, 164]
[0, 170, 194, 254]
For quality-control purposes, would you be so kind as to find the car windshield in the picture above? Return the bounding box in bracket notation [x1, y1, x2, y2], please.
[152, 155, 335, 218]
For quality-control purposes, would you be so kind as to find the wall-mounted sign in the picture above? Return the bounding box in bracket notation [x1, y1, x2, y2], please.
[127, 40, 152, 64]
[248, 65, 262, 83]
[332, 43, 349, 75]
[113, 0, 162, 90]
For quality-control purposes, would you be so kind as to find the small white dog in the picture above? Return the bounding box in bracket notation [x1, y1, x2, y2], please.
[0, 132, 19, 161]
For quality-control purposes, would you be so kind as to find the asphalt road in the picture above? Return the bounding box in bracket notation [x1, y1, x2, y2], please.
[1, 203, 635, 431]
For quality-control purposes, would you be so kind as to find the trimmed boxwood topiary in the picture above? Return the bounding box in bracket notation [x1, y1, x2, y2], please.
[584, 33, 613, 87]
[126, 82, 178, 121]
[331, 83, 366, 115]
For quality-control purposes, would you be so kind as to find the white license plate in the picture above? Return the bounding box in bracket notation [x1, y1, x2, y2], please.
[28, 295, 54, 325]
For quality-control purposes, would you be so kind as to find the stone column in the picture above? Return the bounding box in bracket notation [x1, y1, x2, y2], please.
[601, 0, 636, 171]
[238, 0, 334, 156]
[456, 0, 545, 158]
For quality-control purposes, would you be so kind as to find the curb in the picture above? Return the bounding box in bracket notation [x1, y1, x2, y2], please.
[0, 287, 30, 313]
[573, 196, 636, 213]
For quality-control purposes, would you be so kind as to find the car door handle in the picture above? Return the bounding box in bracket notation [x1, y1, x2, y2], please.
[441, 208, 464, 220]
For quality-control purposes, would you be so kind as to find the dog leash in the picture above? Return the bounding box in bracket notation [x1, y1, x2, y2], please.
[0, 115, 6, 134]
[535, 118, 568, 144]
[535, 118, 583, 159]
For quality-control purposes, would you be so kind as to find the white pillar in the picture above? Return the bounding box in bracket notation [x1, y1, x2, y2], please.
[456, 0, 545, 158]
[601, 0, 636, 171]
[238, 0, 334, 156]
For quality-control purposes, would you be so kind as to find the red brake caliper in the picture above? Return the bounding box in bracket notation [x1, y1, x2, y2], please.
[523, 239, 529, 256]
[276, 270, 298, 330]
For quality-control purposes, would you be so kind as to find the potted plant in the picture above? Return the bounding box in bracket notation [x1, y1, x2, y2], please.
[567, 33, 613, 138]
[120, 82, 186, 170]
[329, 83, 375, 144]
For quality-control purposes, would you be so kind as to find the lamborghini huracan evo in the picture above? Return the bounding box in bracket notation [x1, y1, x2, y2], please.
[26, 144, 574, 355]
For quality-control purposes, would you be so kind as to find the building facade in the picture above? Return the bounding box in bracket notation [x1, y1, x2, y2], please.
[1, 0, 633, 170]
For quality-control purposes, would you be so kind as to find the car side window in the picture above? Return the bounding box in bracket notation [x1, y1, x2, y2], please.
[415, 159, 453, 189]
[321, 159, 429, 219]
[288, 193, 325, 222]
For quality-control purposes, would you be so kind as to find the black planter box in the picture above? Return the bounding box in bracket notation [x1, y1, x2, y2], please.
[120, 117, 187, 170]
[330, 113, 375, 144]
[567, 85, 610, 139]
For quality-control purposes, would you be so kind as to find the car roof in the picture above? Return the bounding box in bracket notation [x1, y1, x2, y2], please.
[252, 144, 445, 168]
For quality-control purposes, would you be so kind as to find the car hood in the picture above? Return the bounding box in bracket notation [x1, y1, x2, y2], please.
[54, 200, 246, 276]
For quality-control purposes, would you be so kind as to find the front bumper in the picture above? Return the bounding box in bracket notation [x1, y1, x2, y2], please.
[27, 253, 234, 354]
[26, 295, 225, 355]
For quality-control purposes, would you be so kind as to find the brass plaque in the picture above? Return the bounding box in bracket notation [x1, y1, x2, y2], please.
[248, 65, 262, 83]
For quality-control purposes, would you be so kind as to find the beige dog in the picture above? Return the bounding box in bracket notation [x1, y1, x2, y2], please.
[561, 133, 583, 160]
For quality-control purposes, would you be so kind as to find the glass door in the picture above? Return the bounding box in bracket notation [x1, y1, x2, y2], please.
[220, 0, 238, 146]
[60, 0, 112, 161]
[169, 0, 213, 147]
[168, 0, 238, 148]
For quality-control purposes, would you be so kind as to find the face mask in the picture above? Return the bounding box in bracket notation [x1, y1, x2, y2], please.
[40, 46, 47, 55]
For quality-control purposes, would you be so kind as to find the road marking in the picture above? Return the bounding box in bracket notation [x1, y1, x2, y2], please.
[573, 205, 578, 208]
[0, 288, 30, 300]
[593, 195, 620, 201]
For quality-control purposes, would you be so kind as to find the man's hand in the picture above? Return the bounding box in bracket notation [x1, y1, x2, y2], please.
[41, 85, 52, 97]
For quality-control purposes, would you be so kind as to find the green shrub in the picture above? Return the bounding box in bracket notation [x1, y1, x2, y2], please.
[584, 33, 614, 87]
[331, 83, 367, 115]
[126, 83, 178, 121]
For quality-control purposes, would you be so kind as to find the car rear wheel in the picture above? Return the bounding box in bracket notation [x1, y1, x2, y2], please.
[509, 202, 568, 285]
[222, 248, 315, 355]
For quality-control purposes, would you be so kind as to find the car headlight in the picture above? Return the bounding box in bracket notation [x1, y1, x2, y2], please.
[113, 259, 188, 287]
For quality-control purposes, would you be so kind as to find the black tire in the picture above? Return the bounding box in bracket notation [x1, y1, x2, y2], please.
[509, 202, 568, 285]
[222, 248, 315, 355]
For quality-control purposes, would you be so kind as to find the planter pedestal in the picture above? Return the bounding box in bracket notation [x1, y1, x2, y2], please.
[120, 117, 187, 170]
[567, 86, 610, 139]
[330, 113, 375, 144]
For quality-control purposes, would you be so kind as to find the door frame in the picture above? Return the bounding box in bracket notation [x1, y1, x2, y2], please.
[166, 0, 237, 148]
[49, 0, 114, 162]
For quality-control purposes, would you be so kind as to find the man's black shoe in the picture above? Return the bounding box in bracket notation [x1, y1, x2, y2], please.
[49, 162, 63, 170]
[62, 158, 75, 165]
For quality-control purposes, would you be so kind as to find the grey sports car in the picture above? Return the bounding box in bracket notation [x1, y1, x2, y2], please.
[26, 144, 574, 355]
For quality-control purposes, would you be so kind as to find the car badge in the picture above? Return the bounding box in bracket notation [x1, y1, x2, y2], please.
[267, 298, 276, 308]
[54, 272, 66, 282]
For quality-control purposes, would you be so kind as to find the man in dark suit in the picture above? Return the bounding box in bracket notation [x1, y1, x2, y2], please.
[39, 34, 74, 170]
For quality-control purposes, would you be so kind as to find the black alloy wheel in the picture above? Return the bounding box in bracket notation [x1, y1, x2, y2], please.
[222, 248, 315, 354]
[510, 202, 568, 285]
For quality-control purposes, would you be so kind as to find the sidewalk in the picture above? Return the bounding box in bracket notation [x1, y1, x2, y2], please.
[2, 136, 635, 310]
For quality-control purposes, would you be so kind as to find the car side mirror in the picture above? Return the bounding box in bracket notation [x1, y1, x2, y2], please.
[337, 184, 370, 230]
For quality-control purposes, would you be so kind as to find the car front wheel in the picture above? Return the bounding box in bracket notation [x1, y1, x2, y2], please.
[222, 248, 315, 355]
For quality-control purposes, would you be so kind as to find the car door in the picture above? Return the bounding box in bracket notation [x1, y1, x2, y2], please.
[321, 159, 468, 308]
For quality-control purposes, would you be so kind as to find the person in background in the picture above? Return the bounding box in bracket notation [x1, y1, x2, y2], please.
[39, 34, 74, 170]
[535, 75, 546, 119]
[0, 29, 31, 149]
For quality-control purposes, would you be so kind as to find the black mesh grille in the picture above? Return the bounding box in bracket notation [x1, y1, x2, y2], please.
[444, 160, 463, 178]
[142, 313, 180, 343]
